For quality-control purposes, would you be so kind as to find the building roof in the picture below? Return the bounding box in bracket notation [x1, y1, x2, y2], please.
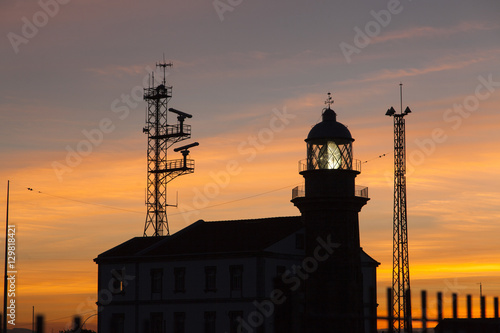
[95, 216, 302, 263]
[96, 235, 167, 259]
[360, 248, 380, 267]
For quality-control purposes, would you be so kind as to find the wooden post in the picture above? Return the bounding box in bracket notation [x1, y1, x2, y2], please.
[387, 288, 394, 333]
[421, 290, 427, 333]
[452, 293, 458, 319]
[481, 296, 486, 319]
[494, 297, 499, 319]
[36, 315, 44, 333]
[467, 294, 472, 319]
[437, 292, 443, 322]
[405, 288, 413, 333]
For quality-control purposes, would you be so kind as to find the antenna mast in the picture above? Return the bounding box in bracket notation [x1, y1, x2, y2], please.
[385, 83, 413, 332]
[142, 60, 198, 236]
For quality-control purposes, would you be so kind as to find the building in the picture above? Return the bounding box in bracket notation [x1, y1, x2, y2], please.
[95, 100, 379, 333]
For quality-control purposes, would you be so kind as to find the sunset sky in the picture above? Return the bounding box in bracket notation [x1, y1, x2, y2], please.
[1, 0, 500, 330]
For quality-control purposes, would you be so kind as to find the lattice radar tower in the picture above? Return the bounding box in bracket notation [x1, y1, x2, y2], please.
[142, 61, 198, 237]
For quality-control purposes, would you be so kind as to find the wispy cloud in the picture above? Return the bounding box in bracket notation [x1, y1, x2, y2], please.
[85, 63, 152, 77]
[342, 48, 500, 84]
[372, 21, 500, 45]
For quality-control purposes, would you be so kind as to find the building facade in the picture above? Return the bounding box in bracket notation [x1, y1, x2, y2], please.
[95, 102, 379, 333]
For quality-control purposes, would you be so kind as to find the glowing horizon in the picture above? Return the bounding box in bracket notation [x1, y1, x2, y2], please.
[2, 0, 500, 331]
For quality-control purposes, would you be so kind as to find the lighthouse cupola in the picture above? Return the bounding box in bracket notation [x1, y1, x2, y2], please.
[299, 93, 361, 199]
[306, 106, 354, 171]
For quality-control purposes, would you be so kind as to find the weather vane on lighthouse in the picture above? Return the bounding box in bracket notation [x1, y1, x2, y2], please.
[325, 92, 334, 108]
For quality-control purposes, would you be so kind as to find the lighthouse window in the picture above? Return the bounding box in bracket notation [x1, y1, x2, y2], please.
[318, 141, 341, 169]
[307, 140, 354, 171]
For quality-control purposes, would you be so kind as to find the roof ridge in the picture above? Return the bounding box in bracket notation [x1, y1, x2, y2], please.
[203, 215, 300, 223]
[96, 216, 304, 259]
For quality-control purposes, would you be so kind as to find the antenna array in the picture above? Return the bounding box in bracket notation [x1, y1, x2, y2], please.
[142, 61, 198, 236]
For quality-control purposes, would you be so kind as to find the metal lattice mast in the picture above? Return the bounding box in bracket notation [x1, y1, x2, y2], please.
[142, 61, 198, 237]
[386, 84, 412, 332]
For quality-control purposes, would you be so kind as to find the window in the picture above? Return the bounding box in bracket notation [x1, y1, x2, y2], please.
[110, 313, 125, 333]
[173, 312, 185, 333]
[150, 312, 163, 333]
[295, 233, 305, 250]
[230, 265, 243, 291]
[151, 269, 163, 294]
[174, 267, 185, 293]
[228, 311, 243, 333]
[318, 141, 342, 169]
[204, 311, 216, 333]
[205, 266, 217, 292]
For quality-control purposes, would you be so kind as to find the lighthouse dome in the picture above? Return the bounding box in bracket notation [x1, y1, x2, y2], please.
[307, 108, 353, 143]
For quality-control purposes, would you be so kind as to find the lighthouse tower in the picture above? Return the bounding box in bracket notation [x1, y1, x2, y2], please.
[292, 94, 369, 333]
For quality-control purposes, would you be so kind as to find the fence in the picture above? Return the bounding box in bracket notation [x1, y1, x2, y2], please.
[378, 287, 500, 332]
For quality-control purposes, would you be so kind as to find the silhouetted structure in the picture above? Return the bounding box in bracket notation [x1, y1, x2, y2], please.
[385, 85, 413, 332]
[292, 94, 369, 333]
[95, 95, 378, 333]
[95, 217, 378, 333]
[142, 61, 198, 236]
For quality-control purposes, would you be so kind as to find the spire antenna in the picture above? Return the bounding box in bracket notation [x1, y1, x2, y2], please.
[400, 82, 403, 114]
[325, 92, 334, 109]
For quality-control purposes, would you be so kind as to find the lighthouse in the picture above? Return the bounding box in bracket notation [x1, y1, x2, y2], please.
[292, 94, 369, 333]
